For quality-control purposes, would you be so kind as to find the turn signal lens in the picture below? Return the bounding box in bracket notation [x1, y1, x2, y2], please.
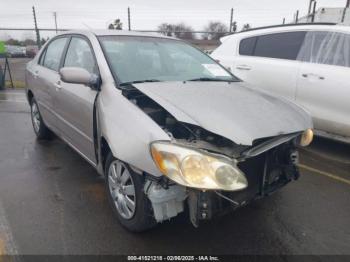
[300, 129, 314, 147]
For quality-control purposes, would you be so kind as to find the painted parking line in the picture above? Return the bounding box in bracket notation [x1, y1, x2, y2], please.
[0, 93, 25, 96]
[298, 164, 350, 186]
[0, 201, 18, 255]
[0, 99, 26, 103]
[0, 238, 5, 255]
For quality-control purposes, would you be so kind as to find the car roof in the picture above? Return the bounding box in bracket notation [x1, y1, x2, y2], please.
[58, 29, 176, 40]
[220, 23, 350, 42]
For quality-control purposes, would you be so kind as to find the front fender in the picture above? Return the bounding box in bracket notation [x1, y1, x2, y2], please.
[98, 87, 170, 177]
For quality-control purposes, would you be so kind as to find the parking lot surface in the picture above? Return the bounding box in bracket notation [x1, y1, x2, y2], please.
[0, 90, 349, 255]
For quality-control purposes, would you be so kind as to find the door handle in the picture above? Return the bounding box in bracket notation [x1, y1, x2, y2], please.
[302, 73, 325, 80]
[236, 65, 251, 71]
[54, 81, 62, 90]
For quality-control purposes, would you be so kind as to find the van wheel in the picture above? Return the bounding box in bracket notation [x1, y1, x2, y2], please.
[30, 97, 52, 140]
[105, 153, 156, 232]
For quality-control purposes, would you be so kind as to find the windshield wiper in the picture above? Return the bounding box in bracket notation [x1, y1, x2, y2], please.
[186, 77, 236, 82]
[120, 79, 162, 86]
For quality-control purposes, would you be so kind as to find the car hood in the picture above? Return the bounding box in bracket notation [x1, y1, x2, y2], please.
[133, 81, 313, 145]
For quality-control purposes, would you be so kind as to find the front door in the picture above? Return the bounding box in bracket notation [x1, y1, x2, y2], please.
[54, 36, 99, 164]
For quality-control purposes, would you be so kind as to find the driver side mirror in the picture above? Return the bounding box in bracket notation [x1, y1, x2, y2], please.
[59, 67, 100, 90]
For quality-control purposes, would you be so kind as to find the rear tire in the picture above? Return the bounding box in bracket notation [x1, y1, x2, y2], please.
[30, 97, 52, 140]
[105, 153, 157, 232]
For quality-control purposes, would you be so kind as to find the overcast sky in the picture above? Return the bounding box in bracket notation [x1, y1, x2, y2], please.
[0, 0, 348, 40]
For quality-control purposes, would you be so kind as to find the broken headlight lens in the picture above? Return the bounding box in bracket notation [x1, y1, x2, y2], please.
[300, 129, 314, 147]
[150, 142, 248, 191]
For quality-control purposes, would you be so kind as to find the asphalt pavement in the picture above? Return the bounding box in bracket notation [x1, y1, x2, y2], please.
[0, 90, 349, 255]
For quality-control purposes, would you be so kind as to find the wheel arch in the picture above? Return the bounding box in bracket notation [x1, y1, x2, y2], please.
[27, 89, 34, 104]
[100, 136, 111, 173]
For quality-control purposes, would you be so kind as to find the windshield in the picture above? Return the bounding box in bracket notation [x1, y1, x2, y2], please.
[99, 36, 239, 85]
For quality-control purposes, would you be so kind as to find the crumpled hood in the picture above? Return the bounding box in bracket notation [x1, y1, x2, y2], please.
[133, 81, 313, 145]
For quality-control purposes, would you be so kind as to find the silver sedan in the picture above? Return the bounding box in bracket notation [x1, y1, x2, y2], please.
[25, 30, 313, 232]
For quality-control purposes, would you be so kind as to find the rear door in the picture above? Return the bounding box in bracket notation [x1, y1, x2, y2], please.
[31, 37, 68, 133]
[54, 35, 99, 165]
[296, 31, 350, 138]
[232, 31, 306, 101]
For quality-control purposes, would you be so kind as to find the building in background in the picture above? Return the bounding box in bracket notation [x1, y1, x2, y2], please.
[298, 7, 350, 25]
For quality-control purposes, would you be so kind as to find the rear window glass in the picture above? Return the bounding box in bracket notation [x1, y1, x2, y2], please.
[254, 31, 306, 60]
[239, 37, 257, 56]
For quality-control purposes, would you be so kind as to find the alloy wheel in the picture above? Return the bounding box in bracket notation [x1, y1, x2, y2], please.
[108, 160, 136, 220]
[31, 102, 41, 134]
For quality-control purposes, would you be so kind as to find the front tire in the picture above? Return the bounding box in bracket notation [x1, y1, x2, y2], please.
[30, 97, 52, 140]
[105, 153, 156, 232]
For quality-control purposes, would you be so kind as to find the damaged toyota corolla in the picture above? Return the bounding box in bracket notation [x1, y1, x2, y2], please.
[25, 30, 313, 232]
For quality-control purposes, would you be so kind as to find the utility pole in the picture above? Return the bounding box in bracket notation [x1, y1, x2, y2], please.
[53, 12, 58, 34]
[295, 10, 299, 23]
[342, 0, 349, 22]
[308, 0, 314, 15]
[32, 6, 41, 48]
[229, 8, 233, 32]
[127, 7, 131, 31]
[311, 1, 317, 23]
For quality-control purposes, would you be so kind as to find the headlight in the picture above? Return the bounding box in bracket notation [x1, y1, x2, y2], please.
[150, 142, 248, 191]
[300, 129, 313, 147]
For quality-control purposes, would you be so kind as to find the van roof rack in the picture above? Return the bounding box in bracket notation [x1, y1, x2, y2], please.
[236, 22, 337, 34]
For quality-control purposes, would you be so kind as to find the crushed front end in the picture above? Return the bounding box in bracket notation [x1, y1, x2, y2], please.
[122, 86, 312, 227]
[186, 137, 300, 227]
[143, 132, 307, 227]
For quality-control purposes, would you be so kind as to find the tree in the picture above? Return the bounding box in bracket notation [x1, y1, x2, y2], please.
[40, 37, 49, 46]
[157, 23, 194, 39]
[108, 19, 123, 30]
[203, 21, 228, 40]
[5, 38, 21, 46]
[158, 23, 174, 37]
[231, 21, 237, 33]
[241, 23, 251, 31]
[23, 39, 36, 46]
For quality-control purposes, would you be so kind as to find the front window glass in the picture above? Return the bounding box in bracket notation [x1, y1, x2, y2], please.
[99, 36, 238, 84]
[43, 37, 67, 71]
[64, 37, 98, 74]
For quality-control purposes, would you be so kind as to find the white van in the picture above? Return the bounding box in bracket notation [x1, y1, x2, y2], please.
[212, 23, 350, 143]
